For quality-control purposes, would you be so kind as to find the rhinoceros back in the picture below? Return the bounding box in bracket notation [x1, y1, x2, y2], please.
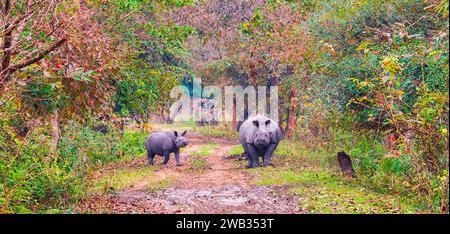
[145, 131, 176, 155]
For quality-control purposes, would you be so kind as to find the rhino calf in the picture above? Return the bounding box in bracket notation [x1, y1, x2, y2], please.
[145, 131, 188, 166]
[239, 115, 282, 168]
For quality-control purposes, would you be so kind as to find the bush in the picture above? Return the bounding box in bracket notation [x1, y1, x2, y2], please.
[0, 116, 146, 213]
[301, 0, 449, 212]
[300, 112, 446, 212]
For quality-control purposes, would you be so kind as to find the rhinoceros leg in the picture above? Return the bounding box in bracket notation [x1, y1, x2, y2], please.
[242, 144, 252, 168]
[263, 143, 277, 167]
[245, 155, 253, 168]
[162, 151, 171, 165]
[147, 149, 156, 165]
[246, 144, 260, 168]
[174, 149, 182, 166]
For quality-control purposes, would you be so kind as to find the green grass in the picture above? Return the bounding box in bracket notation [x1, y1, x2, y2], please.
[274, 141, 305, 157]
[190, 143, 219, 157]
[245, 138, 420, 213]
[94, 166, 154, 192]
[153, 120, 196, 131]
[152, 122, 239, 140]
[274, 141, 335, 167]
[226, 140, 326, 159]
[233, 132, 432, 213]
[152, 122, 239, 141]
[225, 140, 329, 170]
[251, 165, 418, 214]
[274, 134, 425, 209]
[91, 166, 172, 194]
[194, 125, 239, 140]
[189, 157, 209, 171]
[144, 178, 174, 193]
[227, 144, 245, 155]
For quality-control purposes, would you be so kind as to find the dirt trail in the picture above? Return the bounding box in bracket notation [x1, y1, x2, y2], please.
[78, 131, 302, 214]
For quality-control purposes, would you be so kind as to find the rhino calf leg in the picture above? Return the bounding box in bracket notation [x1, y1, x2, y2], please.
[163, 151, 171, 165]
[147, 150, 156, 165]
[174, 150, 182, 166]
[263, 143, 277, 167]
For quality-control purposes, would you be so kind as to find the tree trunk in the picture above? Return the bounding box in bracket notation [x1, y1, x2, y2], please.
[337, 151, 356, 178]
[284, 85, 299, 138]
[50, 109, 60, 156]
[231, 98, 237, 131]
[0, 0, 12, 88]
[267, 74, 283, 131]
[285, 64, 311, 138]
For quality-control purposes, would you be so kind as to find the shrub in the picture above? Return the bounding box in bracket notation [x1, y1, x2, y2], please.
[0, 116, 146, 213]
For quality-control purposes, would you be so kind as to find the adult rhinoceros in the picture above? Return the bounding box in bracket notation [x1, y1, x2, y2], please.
[238, 115, 282, 168]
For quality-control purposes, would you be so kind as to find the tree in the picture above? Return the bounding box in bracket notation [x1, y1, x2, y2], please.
[110, 0, 195, 123]
[0, 0, 68, 90]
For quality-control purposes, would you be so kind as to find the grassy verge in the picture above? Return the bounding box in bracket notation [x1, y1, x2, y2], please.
[118, 130, 149, 162]
[225, 140, 421, 213]
[90, 165, 173, 195]
[227, 144, 244, 155]
[190, 143, 219, 157]
[189, 157, 210, 171]
[252, 167, 418, 213]
[0, 121, 152, 214]
[193, 125, 239, 140]
[187, 143, 217, 172]
[153, 120, 196, 131]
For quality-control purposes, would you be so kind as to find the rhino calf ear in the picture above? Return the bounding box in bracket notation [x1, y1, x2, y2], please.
[182, 130, 187, 136]
[174, 131, 178, 137]
[252, 120, 259, 127]
[265, 119, 271, 125]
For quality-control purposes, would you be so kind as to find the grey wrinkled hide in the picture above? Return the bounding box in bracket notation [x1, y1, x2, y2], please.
[239, 115, 282, 168]
[145, 131, 188, 166]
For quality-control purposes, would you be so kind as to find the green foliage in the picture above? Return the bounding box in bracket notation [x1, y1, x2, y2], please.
[1, 0, 448, 214]
[301, 113, 446, 212]
[0, 117, 147, 213]
[60, 120, 119, 165]
[111, 0, 196, 119]
[0, 124, 88, 213]
[110, 0, 193, 11]
[301, 0, 449, 212]
[119, 130, 149, 160]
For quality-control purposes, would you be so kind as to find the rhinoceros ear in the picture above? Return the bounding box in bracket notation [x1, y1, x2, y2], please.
[265, 119, 271, 125]
[182, 130, 187, 136]
[174, 131, 178, 137]
[252, 120, 259, 127]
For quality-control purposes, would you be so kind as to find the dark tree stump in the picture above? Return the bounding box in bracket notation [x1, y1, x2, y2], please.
[337, 151, 356, 178]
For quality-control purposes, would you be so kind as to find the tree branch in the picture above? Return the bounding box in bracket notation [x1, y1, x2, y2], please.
[1, 0, 12, 72]
[9, 38, 66, 72]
